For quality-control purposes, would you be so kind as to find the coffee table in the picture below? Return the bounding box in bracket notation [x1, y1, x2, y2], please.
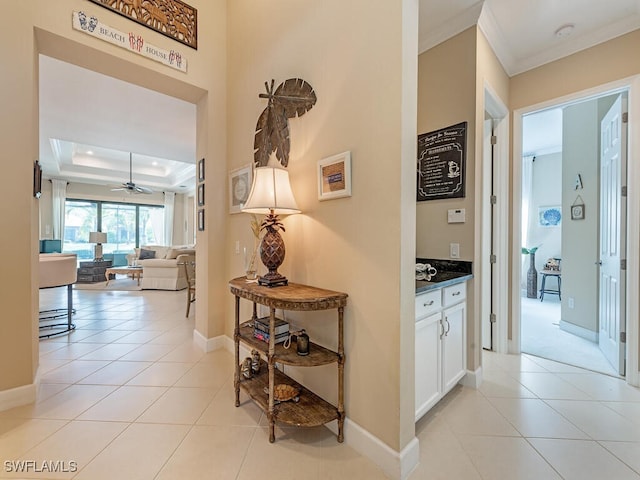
[105, 266, 143, 286]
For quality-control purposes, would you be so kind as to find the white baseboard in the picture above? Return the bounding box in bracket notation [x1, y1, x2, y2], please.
[193, 329, 226, 352]
[0, 370, 38, 413]
[221, 333, 420, 479]
[461, 366, 483, 388]
[326, 418, 419, 480]
[559, 320, 598, 342]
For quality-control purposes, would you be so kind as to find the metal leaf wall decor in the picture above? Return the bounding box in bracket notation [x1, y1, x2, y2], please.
[254, 78, 317, 168]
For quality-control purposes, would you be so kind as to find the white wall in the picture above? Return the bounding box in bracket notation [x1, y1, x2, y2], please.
[560, 100, 599, 332]
[523, 152, 562, 286]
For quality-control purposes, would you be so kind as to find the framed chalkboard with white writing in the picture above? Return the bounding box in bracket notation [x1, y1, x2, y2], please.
[417, 122, 467, 201]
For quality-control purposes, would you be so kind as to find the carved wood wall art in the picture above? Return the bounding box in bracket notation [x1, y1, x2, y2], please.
[254, 79, 317, 168]
[88, 0, 198, 49]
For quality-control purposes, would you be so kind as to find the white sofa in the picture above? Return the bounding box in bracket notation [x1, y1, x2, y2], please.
[127, 245, 195, 290]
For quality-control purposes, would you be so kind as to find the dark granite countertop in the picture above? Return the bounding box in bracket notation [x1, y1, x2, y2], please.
[415, 258, 473, 294]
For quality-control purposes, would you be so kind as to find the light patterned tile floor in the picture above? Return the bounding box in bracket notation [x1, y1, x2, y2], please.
[0, 287, 639, 479]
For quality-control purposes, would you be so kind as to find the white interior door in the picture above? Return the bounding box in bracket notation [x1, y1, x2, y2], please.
[598, 94, 627, 375]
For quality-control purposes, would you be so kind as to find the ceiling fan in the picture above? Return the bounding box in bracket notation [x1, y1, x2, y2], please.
[111, 152, 153, 194]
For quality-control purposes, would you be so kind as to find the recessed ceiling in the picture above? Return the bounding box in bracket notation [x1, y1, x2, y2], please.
[39, 55, 196, 192]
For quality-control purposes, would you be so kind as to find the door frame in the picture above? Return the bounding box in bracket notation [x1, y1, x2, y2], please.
[482, 84, 509, 353]
[510, 76, 640, 386]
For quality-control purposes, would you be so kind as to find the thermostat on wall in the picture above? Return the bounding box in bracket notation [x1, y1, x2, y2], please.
[447, 208, 466, 223]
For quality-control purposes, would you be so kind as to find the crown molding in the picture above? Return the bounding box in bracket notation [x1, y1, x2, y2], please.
[418, 1, 483, 54]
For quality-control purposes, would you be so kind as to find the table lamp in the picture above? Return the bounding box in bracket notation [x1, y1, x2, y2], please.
[242, 166, 300, 286]
[89, 231, 107, 261]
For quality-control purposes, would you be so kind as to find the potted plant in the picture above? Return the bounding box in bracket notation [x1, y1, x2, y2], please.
[522, 246, 539, 299]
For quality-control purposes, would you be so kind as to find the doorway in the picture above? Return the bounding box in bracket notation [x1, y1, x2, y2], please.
[519, 90, 627, 377]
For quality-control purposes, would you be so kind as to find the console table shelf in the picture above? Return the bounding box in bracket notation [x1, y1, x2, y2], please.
[230, 277, 347, 443]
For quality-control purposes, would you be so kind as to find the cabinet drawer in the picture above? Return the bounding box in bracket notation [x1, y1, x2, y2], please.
[443, 282, 466, 307]
[415, 290, 442, 319]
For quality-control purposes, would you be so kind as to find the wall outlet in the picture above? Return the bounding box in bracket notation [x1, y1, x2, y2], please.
[450, 243, 460, 259]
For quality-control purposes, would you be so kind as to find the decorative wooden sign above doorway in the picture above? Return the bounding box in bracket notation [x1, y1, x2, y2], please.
[88, 0, 198, 50]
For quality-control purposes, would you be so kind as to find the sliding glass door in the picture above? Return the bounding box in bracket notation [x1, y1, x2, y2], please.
[63, 199, 164, 261]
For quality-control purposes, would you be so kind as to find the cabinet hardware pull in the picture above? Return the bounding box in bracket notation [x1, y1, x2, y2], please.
[424, 300, 434, 306]
[439, 320, 445, 339]
[452, 291, 461, 296]
[444, 317, 451, 336]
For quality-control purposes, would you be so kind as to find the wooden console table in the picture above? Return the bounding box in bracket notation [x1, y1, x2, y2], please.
[229, 277, 347, 443]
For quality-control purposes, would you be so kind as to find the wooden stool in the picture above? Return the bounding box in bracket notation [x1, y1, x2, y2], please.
[539, 269, 561, 301]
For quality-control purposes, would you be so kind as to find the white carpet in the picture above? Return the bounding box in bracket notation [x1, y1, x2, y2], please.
[521, 296, 619, 377]
[74, 278, 142, 291]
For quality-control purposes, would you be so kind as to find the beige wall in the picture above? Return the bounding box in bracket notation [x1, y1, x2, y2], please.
[2, 0, 417, 456]
[1, 0, 226, 396]
[417, 27, 476, 261]
[511, 30, 640, 110]
[417, 27, 509, 371]
[226, 0, 417, 452]
[510, 29, 640, 347]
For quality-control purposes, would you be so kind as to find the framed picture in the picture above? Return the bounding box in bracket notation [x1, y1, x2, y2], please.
[197, 209, 205, 231]
[538, 206, 562, 227]
[229, 164, 253, 214]
[318, 151, 352, 201]
[571, 204, 585, 220]
[198, 158, 205, 182]
[197, 183, 205, 206]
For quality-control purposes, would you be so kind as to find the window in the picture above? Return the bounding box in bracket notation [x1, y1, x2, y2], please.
[63, 199, 164, 260]
[64, 200, 97, 260]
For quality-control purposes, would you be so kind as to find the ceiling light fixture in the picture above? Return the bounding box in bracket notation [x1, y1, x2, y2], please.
[554, 23, 575, 38]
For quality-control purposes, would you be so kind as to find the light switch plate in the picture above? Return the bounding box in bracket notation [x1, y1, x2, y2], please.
[448, 208, 466, 223]
[450, 243, 460, 258]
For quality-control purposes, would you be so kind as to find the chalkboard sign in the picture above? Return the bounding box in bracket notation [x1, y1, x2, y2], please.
[417, 122, 467, 201]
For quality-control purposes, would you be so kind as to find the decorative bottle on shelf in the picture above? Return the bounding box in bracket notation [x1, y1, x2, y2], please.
[296, 330, 310, 356]
[527, 251, 537, 299]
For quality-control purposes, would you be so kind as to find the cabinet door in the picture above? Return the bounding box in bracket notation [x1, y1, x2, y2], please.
[415, 312, 442, 421]
[442, 302, 466, 394]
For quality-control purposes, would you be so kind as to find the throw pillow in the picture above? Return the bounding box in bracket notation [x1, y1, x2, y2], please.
[139, 248, 156, 260]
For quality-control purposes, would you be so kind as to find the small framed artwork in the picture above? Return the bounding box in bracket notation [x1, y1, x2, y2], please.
[197, 183, 205, 206]
[197, 209, 205, 231]
[318, 151, 352, 201]
[538, 206, 562, 227]
[229, 164, 253, 214]
[571, 204, 585, 220]
[198, 158, 205, 182]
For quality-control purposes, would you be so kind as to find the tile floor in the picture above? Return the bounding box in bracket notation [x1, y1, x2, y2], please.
[0, 287, 639, 479]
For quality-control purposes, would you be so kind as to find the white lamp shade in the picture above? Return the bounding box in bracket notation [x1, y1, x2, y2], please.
[242, 166, 301, 215]
[89, 232, 107, 244]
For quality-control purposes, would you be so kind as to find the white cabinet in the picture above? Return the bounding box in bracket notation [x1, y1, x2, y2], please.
[415, 312, 441, 419]
[415, 281, 467, 421]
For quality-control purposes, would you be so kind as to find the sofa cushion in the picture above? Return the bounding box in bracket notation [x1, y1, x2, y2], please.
[139, 248, 157, 260]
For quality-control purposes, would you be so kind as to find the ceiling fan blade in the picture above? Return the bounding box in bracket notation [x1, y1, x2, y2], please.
[135, 185, 153, 194]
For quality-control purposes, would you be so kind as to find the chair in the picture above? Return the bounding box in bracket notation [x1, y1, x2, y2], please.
[177, 254, 195, 317]
[539, 258, 561, 302]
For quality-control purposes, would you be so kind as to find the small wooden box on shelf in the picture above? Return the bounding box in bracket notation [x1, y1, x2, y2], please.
[229, 277, 347, 443]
